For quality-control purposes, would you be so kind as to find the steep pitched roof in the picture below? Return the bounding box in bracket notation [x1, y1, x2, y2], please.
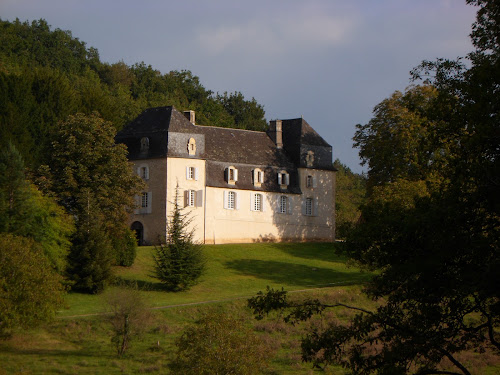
[281, 118, 331, 147]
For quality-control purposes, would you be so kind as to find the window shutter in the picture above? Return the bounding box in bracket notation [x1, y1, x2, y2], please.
[235, 192, 240, 210]
[194, 167, 199, 181]
[314, 199, 319, 216]
[313, 176, 317, 188]
[287, 197, 292, 214]
[184, 190, 189, 207]
[285, 174, 290, 185]
[196, 190, 203, 207]
[145, 167, 149, 180]
[223, 191, 228, 209]
[134, 195, 140, 214]
[234, 169, 238, 182]
[137, 166, 141, 176]
[250, 193, 255, 211]
[278, 173, 282, 185]
[302, 199, 307, 215]
[186, 167, 190, 180]
[259, 171, 264, 183]
[147, 192, 152, 214]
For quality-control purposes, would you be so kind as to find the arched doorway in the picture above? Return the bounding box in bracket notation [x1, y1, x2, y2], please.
[131, 221, 144, 246]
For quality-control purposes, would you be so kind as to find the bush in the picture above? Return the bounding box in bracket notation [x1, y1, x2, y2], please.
[103, 286, 154, 356]
[170, 309, 274, 374]
[0, 234, 65, 337]
[113, 228, 137, 267]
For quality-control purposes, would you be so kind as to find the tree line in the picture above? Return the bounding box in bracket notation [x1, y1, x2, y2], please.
[0, 18, 267, 169]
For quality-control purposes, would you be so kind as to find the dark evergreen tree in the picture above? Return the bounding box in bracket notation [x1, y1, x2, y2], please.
[152, 187, 205, 291]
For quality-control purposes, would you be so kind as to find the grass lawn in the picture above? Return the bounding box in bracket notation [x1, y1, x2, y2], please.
[1, 242, 498, 374]
[60, 242, 371, 317]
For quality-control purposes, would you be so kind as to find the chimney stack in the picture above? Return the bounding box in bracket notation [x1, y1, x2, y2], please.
[183, 110, 195, 125]
[269, 120, 283, 149]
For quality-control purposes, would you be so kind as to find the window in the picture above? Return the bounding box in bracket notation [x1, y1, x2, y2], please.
[306, 150, 315, 167]
[188, 138, 196, 155]
[277, 171, 290, 187]
[254, 193, 262, 211]
[226, 166, 238, 185]
[305, 197, 313, 216]
[186, 166, 198, 180]
[224, 191, 238, 210]
[279, 195, 288, 214]
[251, 193, 265, 212]
[184, 189, 202, 207]
[306, 175, 317, 188]
[141, 192, 149, 208]
[140, 137, 149, 152]
[135, 192, 152, 214]
[228, 191, 235, 209]
[253, 168, 264, 187]
[186, 190, 196, 207]
[141, 167, 148, 179]
[137, 165, 149, 180]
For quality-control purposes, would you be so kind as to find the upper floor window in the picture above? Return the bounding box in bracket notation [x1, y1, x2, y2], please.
[306, 151, 315, 167]
[188, 138, 196, 156]
[252, 193, 263, 211]
[137, 165, 149, 180]
[135, 191, 152, 215]
[141, 192, 149, 208]
[186, 166, 198, 180]
[140, 137, 149, 152]
[277, 170, 290, 187]
[225, 166, 238, 185]
[279, 195, 290, 214]
[305, 197, 313, 216]
[224, 190, 239, 210]
[253, 168, 264, 187]
[306, 175, 317, 188]
[185, 189, 202, 207]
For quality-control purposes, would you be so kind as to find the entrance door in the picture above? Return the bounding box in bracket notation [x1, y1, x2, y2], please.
[131, 221, 144, 245]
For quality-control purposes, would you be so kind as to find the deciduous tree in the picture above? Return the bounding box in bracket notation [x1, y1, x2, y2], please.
[48, 112, 144, 291]
[0, 234, 65, 338]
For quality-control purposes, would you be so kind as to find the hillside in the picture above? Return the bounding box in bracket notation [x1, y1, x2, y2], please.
[0, 18, 267, 168]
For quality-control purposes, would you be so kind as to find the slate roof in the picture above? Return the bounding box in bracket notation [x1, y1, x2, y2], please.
[116, 106, 333, 193]
[281, 118, 331, 147]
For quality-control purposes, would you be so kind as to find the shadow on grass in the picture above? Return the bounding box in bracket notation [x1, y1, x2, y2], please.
[112, 277, 165, 291]
[225, 259, 369, 288]
[264, 242, 348, 263]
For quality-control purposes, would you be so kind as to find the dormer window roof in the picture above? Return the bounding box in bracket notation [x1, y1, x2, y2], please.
[140, 137, 149, 152]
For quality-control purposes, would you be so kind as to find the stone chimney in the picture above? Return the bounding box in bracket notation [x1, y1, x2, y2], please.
[183, 110, 195, 125]
[269, 120, 283, 149]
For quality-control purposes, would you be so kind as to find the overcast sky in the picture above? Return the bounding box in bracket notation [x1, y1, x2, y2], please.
[1, 0, 477, 173]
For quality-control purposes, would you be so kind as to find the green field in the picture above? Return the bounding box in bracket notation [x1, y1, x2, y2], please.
[61, 242, 370, 317]
[1, 243, 496, 374]
[0, 242, 373, 374]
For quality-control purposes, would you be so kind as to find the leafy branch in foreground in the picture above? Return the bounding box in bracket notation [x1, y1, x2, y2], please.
[248, 286, 493, 375]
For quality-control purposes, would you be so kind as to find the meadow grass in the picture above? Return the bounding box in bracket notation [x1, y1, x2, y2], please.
[2, 243, 497, 374]
[60, 242, 370, 317]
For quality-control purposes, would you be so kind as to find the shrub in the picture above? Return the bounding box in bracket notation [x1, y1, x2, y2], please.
[170, 309, 275, 374]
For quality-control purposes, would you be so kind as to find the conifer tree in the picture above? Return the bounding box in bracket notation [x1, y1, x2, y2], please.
[152, 187, 205, 291]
